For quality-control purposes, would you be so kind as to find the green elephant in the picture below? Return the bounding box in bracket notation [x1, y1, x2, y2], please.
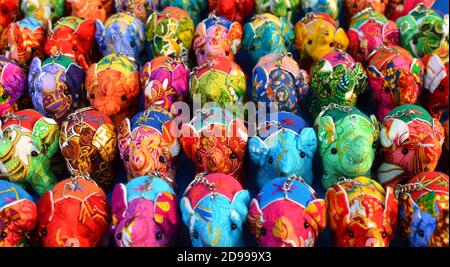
[314, 104, 379, 189]
[0, 109, 59, 195]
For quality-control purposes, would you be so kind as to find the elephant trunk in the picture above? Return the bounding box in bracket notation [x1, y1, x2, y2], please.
[398, 70, 419, 105]
[364, 229, 384, 247]
[349, 136, 370, 164]
[278, 156, 295, 177]
[273, 216, 300, 247]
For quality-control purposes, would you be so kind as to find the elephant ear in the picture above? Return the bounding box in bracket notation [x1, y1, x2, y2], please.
[230, 190, 250, 225]
[370, 115, 380, 141]
[247, 137, 269, 167]
[325, 185, 350, 234]
[37, 190, 55, 227]
[242, 22, 255, 50]
[154, 192, 179, 238]
[161, 121, 180, 157]
[82, 194, 110, 244]
[247, 198, 264, 237]
[12, 199, 38, 232]
[433, 118, 445, 146]
[294, 21, 307, 51]
[280, 17, 294, 47]
[315, 115, 336, 146]
[117, 118, 132, 161]
[179, 123, 200, 160]
[74, 19, 96, 53]
[32, 117, 60, 157]
[296, 128, 318, 158]
[85, 62, 98, 98]
[296, 69, 309, 97]
[145, 13, 158, 43]
[28, 57, 42, 90]
[410, 58, 424, 85]
[228, 21, 243, 54]
[180, 197, 196, 232]
[92, 122, 117, 162]
[227, 119, 248, 156]
[334, 28, 349, 50]
[94, 19, 107, 54]
[383, 186, 399, 236]
[305, 199, 327, 233]
[380, 118, 409, 148]
[65, 62, 85, 104]
[111, 183, 127, 229]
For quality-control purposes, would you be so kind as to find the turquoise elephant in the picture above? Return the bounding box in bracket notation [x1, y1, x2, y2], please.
[242, 13, 294, 65]
[248, 112, 317, 187]
[160, 0, 208, 25]
[180, 173, 250, 247]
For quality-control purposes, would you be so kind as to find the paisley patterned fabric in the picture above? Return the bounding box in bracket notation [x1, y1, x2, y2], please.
[160, 0, 208, 25]
[252, 53, 309, 114]
[59, 107, 117, 190]
[386, 0, 435, 21]
[141, 56, 189, 112]
[117, 106, 180, 182]
[377, 104, 444, 186]
[45, 16, 96, 69]
[37, 177, 110, 247]
[248, 176, 326, 247]
[308, 50, 367, 119]
[0, 180, 37, 247]
[396, 5, 449, 58]
[208, 0, 255, 23]
[146, 7, 195, 62]
[398, 172, 449, 247]
[366, 45, 424, 120]
[344, 0, 388, 21]
[243, 13, 294, 64]
[347, 7, 399, 65]
[0, 57, 26, 117]
[189, 56, 246, 112]
[300, 0, 340, 21]
[0, 109, 60, 195]
[193, 14, 242, 65]
[314, 104, 379, 189]
[254, 0, 300, 25]
[28, 54, 85, 124]
[326, 176, 398, 247]
[0, 17, 46, 66]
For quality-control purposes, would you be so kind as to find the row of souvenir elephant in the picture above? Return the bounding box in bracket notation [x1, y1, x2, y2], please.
[0, 169, 447, 247]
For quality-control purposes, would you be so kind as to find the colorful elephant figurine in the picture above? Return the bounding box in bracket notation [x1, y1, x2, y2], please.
[111, 175, 180, 247]
[118, 106, 180, 182]
[59, 107, 117, 190]
[146, 7, 195, 62]
[254, 0, 300, 25]
[189, 57, 246, 111]
[386, 0, 435, 21]
[248, 111, 317, 187]
[180, 106, 248, 183]
[180, 172, 250, 247]
[314, 104, 379, 189]
[67, 0, 113, 23]
[193, 14, 242, 65]
[248, 175, 326, 247]
[366, 45, 424, 120]
[344, 0, 389, 22]
[44, 16, 96, 70]
[396, 5, 449, 58]
[252, 53, 309, 114]
[28, 55, 85, 124]
[114, 0, 156, 24]
[0, 109, 59, 195]
[397, 172, 448, 247]
[300, 0, 340, 21]
[208, 0, 255, 23]
[294, 13, 349, 69]
[308, 50, 367, 119]
[141, 56, 190, 112]
[243, 13, 294, 65]
[0, 0, 21, 37]
[422, 45, 449, 120]
[37, 176, 110, 247]
[377, 104, 444, 187]
[347, 7, 399, 65]
[326, 176, 398, 247]
[160, 0, 208, 25]
[0, 17, 45, 66]
[0, 180, 37, 247]
[0, 57, 26, 117]
[20, 0, 65, 26]
[85, 54, 140, 128]
[95, 12, 145, 64]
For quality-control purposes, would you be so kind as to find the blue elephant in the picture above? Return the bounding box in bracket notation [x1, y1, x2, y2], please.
[180, 173, 250, 247]
[248, 112, 318, 187]
[95, 12, 145, 65]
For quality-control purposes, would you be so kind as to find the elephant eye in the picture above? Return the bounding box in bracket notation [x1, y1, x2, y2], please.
[155, 232, 163, 240]
[130, 41, 135, 48]
[98, 5, 102, 9]
[41, 228, 47, 237]
[381, 232, 387, 238]
[196, 155, 202, 163]
[384, 87, 390, 93]
[372, 143, 377, 149]
[231, 223, 237, 230]
[329, 42, 335, 47]
[438, 85, 444, 91]
[412, 37, 418, 45]
[268, 157, 273, 164]
[193, 231, 199, 239]
[225, 50, 230, 56]
[250, 45, 255, 50]
[402, 148, 408, 155]
[176, 39, 182, 44]
[348, 230, 354, 238]
[284, 41, 290, 47]
[6, 46, 10, 51]
[121, 95, 127, 101]
[0, 231, 7, 238]
[159, 155, 166, 163]
[31, 151, 39, 157]
[101, 45, 107, 50]
[418, 229, 424, 237]
[64, 89, 70, 95]
[307, 40, 312, 45]
[72, 46, 78, 51]
[124, 155, 130, 161]
[424, 167, 429, 172]
[116, 232, 122, 240]
[200, 49, 205, 55]
[2, 93, 9, 100]
[90, 93, 95, 99]
[230, 152, 237, 160]
[331, 148, 337, 155]
[50, 7, 55, 12]
[304, 222, 309, 228]
[300, 152, 305, 158]
[260, 227, 267, 236]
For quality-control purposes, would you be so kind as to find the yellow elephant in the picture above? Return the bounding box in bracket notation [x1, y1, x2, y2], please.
[294, 13, 349, 69]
